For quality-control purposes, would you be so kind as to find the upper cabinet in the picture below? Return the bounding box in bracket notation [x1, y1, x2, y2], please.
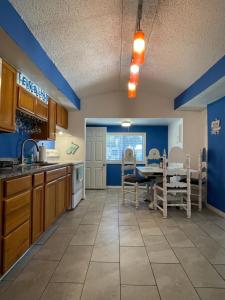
[17, 86, 48, 121]
[48, 99, 57, 140]
[0, 59, 17, 132]
[56, 104, 68, 129]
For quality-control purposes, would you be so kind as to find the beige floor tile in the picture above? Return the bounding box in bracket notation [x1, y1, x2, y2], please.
[145, 236, 178, 263]
[165, 228, 195, 247]
[120, 246, 155, 285]
[152, 263, 200, 300]
[91, 241, 119, 262]
[70, 225, 98, 245]
[1, 260, 57, 300]
[51, 246, 92, 283]
[81, 262, 120, 300]
[0, 281, 12, 294]
[119, 213, 137, 225]
[120, 226, 144, 246]
[121, 285, 160, 300]
[40, 283, 83, 300]
[214, 265, 225, 280]
[33, 233, 73, 260]
[174, 247, 225, 287]
[196, 288, 225, 300]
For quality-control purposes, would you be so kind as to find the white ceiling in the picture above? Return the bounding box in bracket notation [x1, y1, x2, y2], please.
[86, 117, 181, 126]
[10, 0, 225, 100]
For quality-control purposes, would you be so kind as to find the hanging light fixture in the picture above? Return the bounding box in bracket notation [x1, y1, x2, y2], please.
[128, 81, 136, 98]
[133, 0, 145, 65]
[129, 61, 140, 83]
[127, 0, 144, 99]
[133, 31, 145, 65]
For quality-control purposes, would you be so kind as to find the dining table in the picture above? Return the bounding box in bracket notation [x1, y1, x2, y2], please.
[136, 166, 199, 209]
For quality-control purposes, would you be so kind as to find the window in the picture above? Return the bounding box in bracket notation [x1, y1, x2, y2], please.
[106, 132, 146, 163]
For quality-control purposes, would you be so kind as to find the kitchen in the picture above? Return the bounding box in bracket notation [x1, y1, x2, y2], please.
[0, 0, 225, 300]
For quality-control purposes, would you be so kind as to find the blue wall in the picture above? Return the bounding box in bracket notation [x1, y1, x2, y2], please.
[207, 97, 225, 212]
[87, 125, 168, 186]
[0, 131, 55, 159]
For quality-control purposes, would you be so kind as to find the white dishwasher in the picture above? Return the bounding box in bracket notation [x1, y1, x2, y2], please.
[72, 163, 85, 209]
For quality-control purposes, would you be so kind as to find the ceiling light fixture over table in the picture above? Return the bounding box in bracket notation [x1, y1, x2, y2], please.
[128, 0, 145, 99]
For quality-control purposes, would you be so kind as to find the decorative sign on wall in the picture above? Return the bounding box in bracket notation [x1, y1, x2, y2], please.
[17, 72, 48, 103]
[211, 119, 221, 135]
[66, 142, 79, 155]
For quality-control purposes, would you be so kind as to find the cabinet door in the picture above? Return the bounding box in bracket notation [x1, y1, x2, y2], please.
[66, 174, 72, 209]
[44, 181, 56, 229]
[62, 107, 68, 129]
[3, 220, 30, 273]
[35, 99, 48, 121]
[17, 86, 36, 115]
[56, 104, 62, 127]
[32, 185, 44, 243]
[48, 99, 56, 140]
[0, 60, 16, 132]
[56, 177, 66, 217]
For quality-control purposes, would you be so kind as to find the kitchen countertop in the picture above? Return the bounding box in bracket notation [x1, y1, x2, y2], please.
[0, 162, 73, 180]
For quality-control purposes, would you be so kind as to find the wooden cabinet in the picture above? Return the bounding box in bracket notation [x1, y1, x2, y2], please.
[0, 165, 73, 275]
[48, 99, 57, 140]
[56, 104, 68, 129]
[44, 180, 56, 229]
[32, 185, 44, 243]
[2, 174, 31, 273]
[3, 221, 30, 273]
[56, 176, 67, 217]
[0, 59, 17, 132]
[35, 99, 48, 121]
[17, 86, 36, 115]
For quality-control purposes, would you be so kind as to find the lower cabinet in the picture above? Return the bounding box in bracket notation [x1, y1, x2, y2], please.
[44, 180, 56, 229]
[32, 185, 44, 243]
[44, 176, 67, 229]
[3, 220, 30, 273]
[56, 176, 67, 217]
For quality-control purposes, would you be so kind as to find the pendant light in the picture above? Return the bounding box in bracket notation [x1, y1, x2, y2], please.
[130, 61, 140, 83]
[128, 81, 136, 98]
[133, 31, 145, 65]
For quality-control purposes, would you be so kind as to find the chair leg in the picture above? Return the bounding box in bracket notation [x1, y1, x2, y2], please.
[163, 193, 167, 218]
[198, 182, 202, 212]
[187, 191, 191, 218]
[135, 183, 139, 209]
[153, 185, 157, 210]
[122, 182, 125, 205]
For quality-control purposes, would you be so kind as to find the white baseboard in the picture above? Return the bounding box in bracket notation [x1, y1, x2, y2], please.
[206, 202, 225, 218]
[107, 186, 121, 189]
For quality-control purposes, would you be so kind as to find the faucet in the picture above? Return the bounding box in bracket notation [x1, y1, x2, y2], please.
[20, 139, 39, 165]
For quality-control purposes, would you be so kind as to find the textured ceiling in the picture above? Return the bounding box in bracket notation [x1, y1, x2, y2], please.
[10, 0, 225, 100]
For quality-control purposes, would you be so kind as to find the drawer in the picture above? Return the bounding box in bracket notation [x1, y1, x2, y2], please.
[33, 172, 44, 187]
[45, 167, 67, 183]
[67, 166, 72, 174]
[4, 175, 32, 197]
[3, 220, 30, 273]
[4, 190, 31, 235]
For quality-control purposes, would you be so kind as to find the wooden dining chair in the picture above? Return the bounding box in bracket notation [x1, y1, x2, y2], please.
[154, 147, 191, 218]
[180, 148, 207, 211]
[121, 148, 152, 208]
[145, 148, 161, 166]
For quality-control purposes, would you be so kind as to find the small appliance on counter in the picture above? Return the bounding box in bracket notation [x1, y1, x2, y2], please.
[39, 143, 47, 162]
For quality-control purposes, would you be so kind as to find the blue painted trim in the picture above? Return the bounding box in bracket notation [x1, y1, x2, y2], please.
[0, 0, 80, 109]
[174, 55, 225, 110]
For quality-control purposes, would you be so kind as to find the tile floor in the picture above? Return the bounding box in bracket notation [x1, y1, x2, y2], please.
[1, 189, 225, 299]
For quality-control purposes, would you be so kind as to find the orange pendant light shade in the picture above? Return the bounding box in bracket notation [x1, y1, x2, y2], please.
[130, 62, 139, 83]
[133, 31, 145, 65]
[128, 81, 136, 98]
